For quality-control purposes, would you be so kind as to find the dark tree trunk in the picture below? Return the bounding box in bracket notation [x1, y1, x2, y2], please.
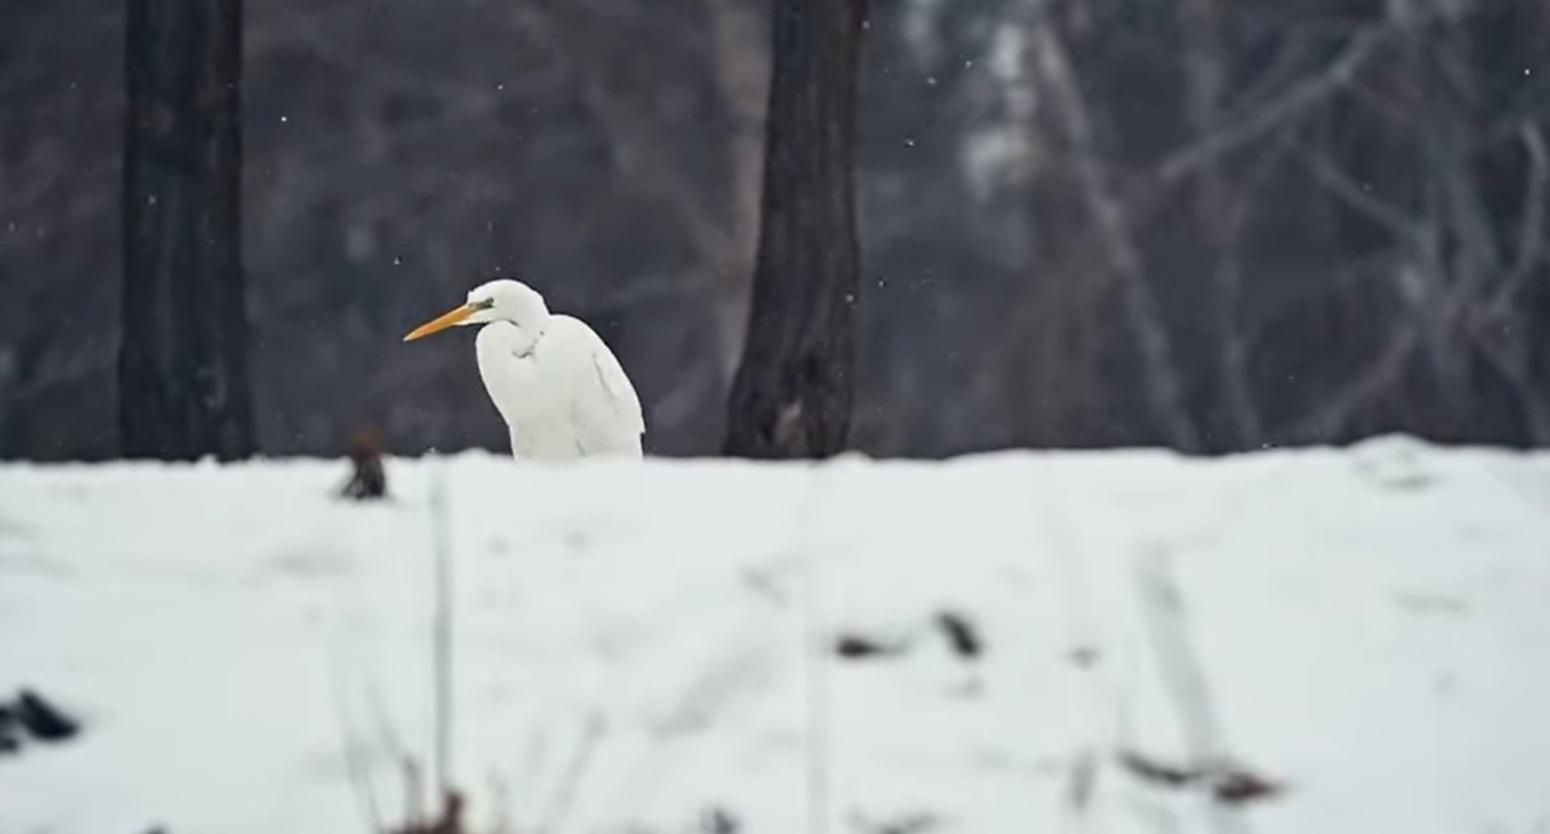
[119, 0, 253, 460]
[722, 0, 868, 458]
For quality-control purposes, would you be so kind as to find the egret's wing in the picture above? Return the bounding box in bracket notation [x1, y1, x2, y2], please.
[591, 346, 645, 430]
[565, 320, 644, 455]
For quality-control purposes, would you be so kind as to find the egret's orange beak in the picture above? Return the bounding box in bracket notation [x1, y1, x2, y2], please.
[403, 304, 477, 342]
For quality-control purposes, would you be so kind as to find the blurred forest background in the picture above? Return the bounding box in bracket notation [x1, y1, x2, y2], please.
[3, 0, 1550, 460]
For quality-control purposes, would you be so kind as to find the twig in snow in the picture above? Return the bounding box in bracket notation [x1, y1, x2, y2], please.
[429, 458, 455, 798]
[832, 632, 909, 659]
[843, 809, 941, 834]
[1132, 552, 1262, 832]
[366, 676, 411, 771]
[1118, 749, 1283, 807]
[802, 520, 831, 834]
[486, 768, 514, 834]
[326, 643, 384, 834]
[1067, 749, 1097, 812]
[403, 755, 426, 831]
[933, 609, 982, 659]
[534, 710, 607, 834]
[1134, 555, 1224, 758]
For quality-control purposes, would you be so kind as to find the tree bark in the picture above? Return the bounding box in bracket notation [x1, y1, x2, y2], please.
[722, 0, 867, 458]
[120, 0, 253, 460]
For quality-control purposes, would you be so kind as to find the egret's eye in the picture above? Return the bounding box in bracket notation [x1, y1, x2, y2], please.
[471, 298, 496, 310]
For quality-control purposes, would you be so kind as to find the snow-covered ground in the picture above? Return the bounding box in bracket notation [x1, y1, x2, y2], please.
[2, 436, 1549, 834]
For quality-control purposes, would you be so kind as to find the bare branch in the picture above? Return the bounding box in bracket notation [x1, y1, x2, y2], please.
[1028, 13, 1201, 451]
[1133, 553, 1251, 834]
[520, 4, 735, 262]
[1288, 138, 1420, 240]
[1488, 122, 1549, 315]
[1180, 0, 1263, 447]
[702, 0, 772, 373]
[1151, 28, 1386, 192]
[534, 711, 607, 834]
[1475, 326, 1550, 444]
[1284, 314, 1421, 442]
[519, 1, 761, 380]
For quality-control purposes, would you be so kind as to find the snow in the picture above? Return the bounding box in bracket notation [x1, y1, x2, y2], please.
[3, 436, 1550, 833]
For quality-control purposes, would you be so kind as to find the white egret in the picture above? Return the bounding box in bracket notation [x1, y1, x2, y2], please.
[403, 278, 644, 460]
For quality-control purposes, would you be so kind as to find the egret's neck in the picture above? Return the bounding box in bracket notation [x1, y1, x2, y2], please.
[479, 317, 543, 357]
[474, 320, 563, 430]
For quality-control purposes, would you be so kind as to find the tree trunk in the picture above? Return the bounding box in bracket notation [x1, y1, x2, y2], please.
[120, 0, 253, 460]
[722, 0, 867, 458]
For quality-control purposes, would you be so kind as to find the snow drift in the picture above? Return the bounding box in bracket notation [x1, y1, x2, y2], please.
[2, 436, 1548, 833]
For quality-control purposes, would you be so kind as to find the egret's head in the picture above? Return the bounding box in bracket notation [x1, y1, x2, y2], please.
[402, 278, 550, 343]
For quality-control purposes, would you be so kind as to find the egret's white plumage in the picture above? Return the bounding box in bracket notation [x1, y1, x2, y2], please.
[404, 279, 644, 460]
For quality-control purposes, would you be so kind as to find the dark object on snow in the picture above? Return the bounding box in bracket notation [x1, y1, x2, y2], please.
[1068, 646, 1101, 668]
[881, 815, 939, 834]
[0, 688, 82, 756]
[1213, 769, 1283, 805]
[340, 426, 387, 500]
[700, 805, 740, 834]
[1117, 749, 1192, 787]
[846, 810, 940, 834]
[1118, 749, 1283, 806]
[934, 610, 981, 659]
[392, 789, 465, 834]
[0, 706, 19, 754]
[14, 689, 79, 742]
[833, 633, 907, 659]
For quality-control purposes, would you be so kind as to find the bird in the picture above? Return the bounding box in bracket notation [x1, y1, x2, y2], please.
[402, 278, 644, 460]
